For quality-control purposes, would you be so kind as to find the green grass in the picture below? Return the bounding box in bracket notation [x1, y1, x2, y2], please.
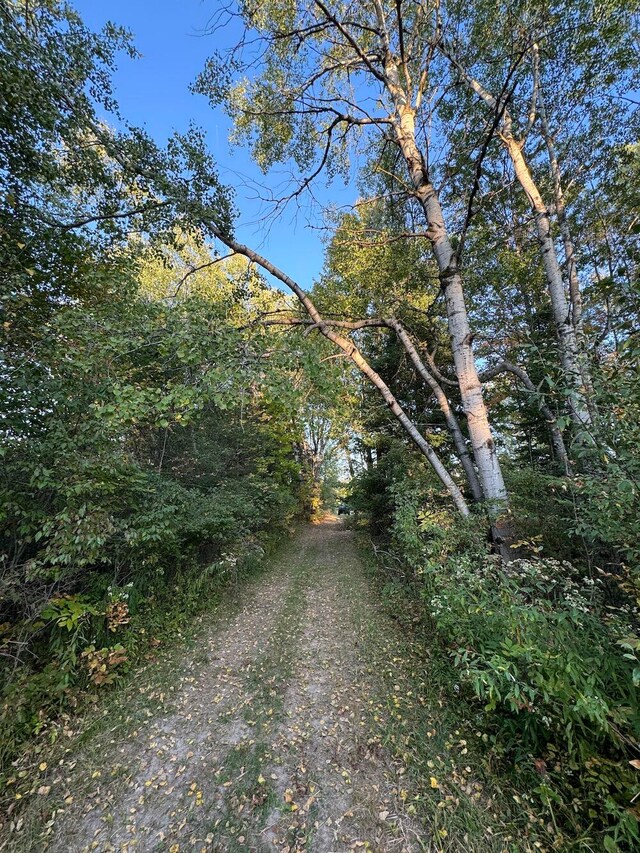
[202, 542, 319, 849]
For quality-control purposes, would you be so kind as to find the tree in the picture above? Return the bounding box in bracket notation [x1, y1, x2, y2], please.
[433, 0, 639, 438]
[197, 0, 518, 530]
[0, 1, 317, 758]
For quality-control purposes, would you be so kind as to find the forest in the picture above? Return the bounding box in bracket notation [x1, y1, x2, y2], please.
[1, 1, 639, 850]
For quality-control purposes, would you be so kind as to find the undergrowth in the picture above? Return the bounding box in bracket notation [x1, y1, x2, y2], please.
[348, 447, 640, 852]
[344, 543, 545, 852]
[0, 527, 288, 777]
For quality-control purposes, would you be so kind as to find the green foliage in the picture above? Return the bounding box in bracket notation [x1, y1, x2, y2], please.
[565, 338, 640, 574]
[425, 552, 640, 849]
[0, 280, 306, 763]
[0, 1, 316, 771]
[353, 457, 640, 849]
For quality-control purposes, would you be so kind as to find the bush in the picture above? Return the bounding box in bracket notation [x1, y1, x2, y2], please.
[353, 456, 640, 849]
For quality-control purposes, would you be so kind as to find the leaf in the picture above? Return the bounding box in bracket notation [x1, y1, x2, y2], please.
[603, 835, 618, 853]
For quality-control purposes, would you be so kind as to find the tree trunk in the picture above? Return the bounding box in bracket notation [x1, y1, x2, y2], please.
[390, 99, 509, 518]
[208, 226, 471, 517]
[503, 134, 592, 432]
[436, 43, 593, 436]
[537, 82, 598, 421]
[387, 317, 484, 502]
[481, 360, 569, 473]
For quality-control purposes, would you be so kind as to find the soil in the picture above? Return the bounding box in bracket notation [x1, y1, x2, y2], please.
[5, 519, 507, 852]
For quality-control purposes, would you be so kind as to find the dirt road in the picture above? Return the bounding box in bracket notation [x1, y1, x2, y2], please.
[8, 520, 526, 852]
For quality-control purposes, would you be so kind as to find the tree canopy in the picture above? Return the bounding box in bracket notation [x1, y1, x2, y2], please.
[1, 2, 640, 848]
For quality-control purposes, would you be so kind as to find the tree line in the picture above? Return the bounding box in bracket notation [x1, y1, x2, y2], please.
[1, 1, 640, 847]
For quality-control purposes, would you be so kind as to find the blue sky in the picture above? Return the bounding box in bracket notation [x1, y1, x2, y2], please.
[74, 0, 356, 287]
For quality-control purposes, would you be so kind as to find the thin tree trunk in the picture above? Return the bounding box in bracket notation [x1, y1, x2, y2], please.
[365, 446, 373, 471]
[536, 77, 598, 420]
[537, 93, 583, 335]
[208, 226, 471, 516]
[437, 44, 593, 434]
[340, 440, 355, 478]
[503, 134, 591, 430]
[389, 95, 508, 516]
[386, 317, 485, 501]
[481, 360, 569, 473]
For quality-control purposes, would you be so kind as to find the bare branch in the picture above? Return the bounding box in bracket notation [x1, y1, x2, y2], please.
[170, 253, 238, 298]
[481, 360, 568, 470]
[313, 0, 386, 83]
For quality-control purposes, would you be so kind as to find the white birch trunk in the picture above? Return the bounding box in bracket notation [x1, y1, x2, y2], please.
[480, 360, 569, 472]
[504, 136, 592, 430]
[437, 44, 593, 434]
[387, 94, 508, 514]
[208, 227, 471, 516]
[386, 317, 485, 502]
[537, 84, 598, 421]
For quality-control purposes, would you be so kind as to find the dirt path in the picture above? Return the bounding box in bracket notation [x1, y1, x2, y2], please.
[7, 520, 521, 853]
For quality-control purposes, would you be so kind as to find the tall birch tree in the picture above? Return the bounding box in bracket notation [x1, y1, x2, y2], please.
[197, 0, 511, 524]
[433, 0, 639, 437]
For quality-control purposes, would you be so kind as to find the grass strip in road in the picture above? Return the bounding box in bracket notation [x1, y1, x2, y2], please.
[196, 543, 317, 850]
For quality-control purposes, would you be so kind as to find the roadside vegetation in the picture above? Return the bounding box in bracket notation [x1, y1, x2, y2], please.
[1, 1, 639, 850]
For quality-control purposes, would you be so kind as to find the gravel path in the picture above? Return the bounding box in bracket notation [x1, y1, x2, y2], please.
[9, 519, 426, 852]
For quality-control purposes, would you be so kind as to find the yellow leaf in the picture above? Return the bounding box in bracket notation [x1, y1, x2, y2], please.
[257, 774, 265, 784]
[39, 762, 47, 771]
[438, 829, 448, 839]
[430, 776, 439, 789]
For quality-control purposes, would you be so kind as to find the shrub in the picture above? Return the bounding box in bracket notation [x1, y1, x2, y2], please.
[354, 458, 640, 849]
